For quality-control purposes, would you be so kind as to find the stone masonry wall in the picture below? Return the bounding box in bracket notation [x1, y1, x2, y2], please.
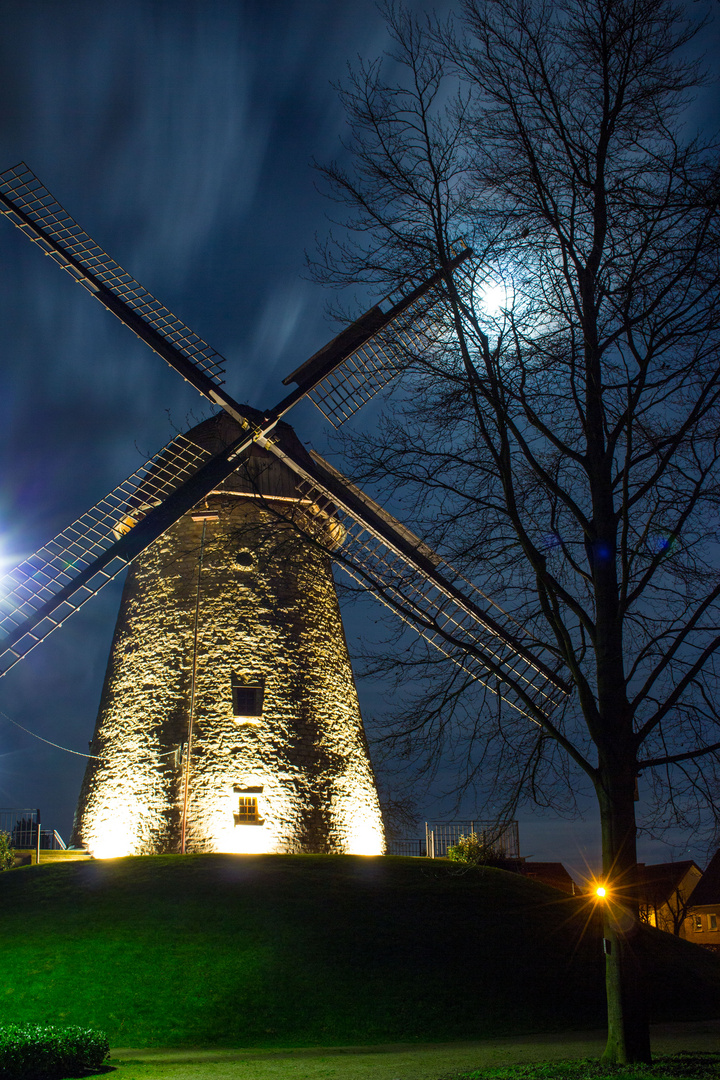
[73, 447, 385, 858]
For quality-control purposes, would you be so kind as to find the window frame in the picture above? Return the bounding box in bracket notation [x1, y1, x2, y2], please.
[235, 795, 259, 823]
[231, 680, 264, 719]
[232, 784, 264, 827]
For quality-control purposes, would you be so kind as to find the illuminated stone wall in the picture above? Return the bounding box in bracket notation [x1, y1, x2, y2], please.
[73, 417, 385, 858]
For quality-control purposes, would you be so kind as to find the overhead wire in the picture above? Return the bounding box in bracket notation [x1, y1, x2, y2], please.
[0, 707, 176, 760]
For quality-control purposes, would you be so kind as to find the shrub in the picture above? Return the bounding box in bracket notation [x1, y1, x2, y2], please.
[447, 833, 509, 867]
[0, 1024, 109, 1080]
[0, 830, 14, 871]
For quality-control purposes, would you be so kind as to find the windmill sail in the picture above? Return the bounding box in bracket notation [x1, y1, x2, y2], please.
[281, 247, 472, 428]
[261, 434, 568, 720]
[0, 163, 470, 435]
[0, 411, 568, 716]
[0, 432, 261, 677]
[0, 162, 232, 406]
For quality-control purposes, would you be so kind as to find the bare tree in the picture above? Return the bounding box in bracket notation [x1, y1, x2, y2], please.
[312, 0, 720, 1064]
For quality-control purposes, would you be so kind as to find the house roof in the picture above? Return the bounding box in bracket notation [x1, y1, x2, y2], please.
[637, 860, 702, 906]
[688, 849, 720, 907]
[511, 861, 577, 895]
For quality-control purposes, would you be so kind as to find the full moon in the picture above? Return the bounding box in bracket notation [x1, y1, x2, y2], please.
[479, 280, 511, 318]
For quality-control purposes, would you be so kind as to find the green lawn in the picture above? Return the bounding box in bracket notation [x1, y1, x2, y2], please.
[1, 855, 719, 1049]
[457, 1054, 720, 1079]
[97, 1049, 720, 1080]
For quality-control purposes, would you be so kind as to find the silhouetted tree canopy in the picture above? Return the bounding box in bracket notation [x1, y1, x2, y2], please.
[313, 0, 720, 1063]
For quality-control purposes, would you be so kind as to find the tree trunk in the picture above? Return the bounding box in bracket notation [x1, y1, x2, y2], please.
[596, 767, 651, 1065]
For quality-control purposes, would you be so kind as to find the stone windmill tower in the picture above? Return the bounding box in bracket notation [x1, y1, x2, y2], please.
[0, 164, 569, 860]
[73, 414, 385, 857]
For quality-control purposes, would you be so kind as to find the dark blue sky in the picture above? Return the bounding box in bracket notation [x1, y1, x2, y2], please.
[0, 0, 716, 876]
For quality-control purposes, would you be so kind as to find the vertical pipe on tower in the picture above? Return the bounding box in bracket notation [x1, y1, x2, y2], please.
[180, 519, 207, 854]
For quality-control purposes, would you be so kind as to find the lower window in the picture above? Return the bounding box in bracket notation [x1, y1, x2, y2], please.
[235, 796, 259, 824]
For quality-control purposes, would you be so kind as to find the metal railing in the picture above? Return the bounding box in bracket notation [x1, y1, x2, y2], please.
[0, 807, 41, 862]
[386, 820, 520, 859]
[39, 829, 67, 851]
[425, 820, 519, 859]
[386, 838, 427, 857]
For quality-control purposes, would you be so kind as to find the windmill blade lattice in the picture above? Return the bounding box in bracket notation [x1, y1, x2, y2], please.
[338, 556, 561, 721]
[262, 441, 567, 719]
[282, 248, 472, 429]
[0, 434, 212, 677]
[0, 162, 227, 388]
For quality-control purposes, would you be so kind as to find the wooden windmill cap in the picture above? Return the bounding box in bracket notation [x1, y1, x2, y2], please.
[113, 411, 342, 545]
[185, 411, 317, 502]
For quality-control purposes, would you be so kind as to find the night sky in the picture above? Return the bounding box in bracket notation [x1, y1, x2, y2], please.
[0, 0, 715, 877]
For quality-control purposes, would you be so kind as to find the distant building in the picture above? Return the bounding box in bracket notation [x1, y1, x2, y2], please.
[637, 860, 703, 936]
[509, 860, 577, 895]
[635, 854, 720, 953]
[683, 850, 720, 953]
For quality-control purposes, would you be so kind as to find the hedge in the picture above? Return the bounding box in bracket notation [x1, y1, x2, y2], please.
[0, 1024, 109, 1079]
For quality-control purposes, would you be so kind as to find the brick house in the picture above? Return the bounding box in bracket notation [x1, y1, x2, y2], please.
[637, 860, 703, 936]
[683, 849, 720, 953]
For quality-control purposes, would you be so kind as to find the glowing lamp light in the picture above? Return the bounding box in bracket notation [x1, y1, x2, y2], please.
[595, 885, 607, 898]
[87, 806, 136, 859]
[347, 819, 384, 857]
[92, 836, 132, 860]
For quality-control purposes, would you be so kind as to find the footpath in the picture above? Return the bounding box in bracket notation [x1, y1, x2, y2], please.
[110, 1019, 720, 1080]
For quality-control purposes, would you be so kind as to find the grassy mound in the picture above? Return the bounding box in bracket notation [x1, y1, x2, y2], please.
[1, 854, 718, 1048]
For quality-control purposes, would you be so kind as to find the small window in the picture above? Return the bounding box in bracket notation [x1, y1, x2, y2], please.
[692, 915, 703, 932]
[709, 914, 718, 931]
[235, 796, 259, 824]
[231, 680, 264, 718]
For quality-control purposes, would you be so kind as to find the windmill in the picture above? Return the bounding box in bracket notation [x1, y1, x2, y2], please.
[0, 163, 569, 858]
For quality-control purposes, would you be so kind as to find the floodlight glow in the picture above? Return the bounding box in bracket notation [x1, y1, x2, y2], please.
[596, 885, 607, 898]
[0, 543, 21, 578]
